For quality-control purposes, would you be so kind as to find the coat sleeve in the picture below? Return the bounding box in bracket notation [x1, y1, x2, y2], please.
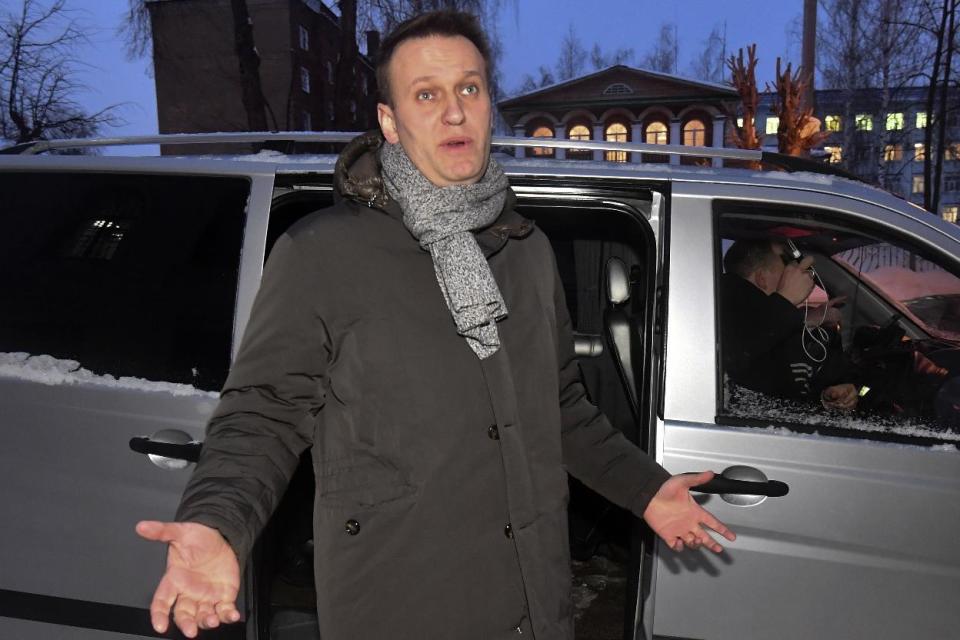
[720, 276, 804, 376]
[176, 232, 329, 571]
[552, 261, 671, 518]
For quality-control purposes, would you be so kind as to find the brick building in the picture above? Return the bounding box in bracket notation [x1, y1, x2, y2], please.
[148, 0, 379, 152]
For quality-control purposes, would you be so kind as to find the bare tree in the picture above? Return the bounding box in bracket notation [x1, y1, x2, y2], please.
[554, 24, 585, 81]
[641, 23, 678, 74]
[689, 23, 726, 82]
[771, 57, 828, 155]
[589, 43, 634, 70]
[726, 44, 762, 156]
[0, 0, 120, 145]
[517, 65, 554, 93]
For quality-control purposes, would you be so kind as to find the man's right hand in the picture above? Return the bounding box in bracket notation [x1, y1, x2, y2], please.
[136, 521, 241, 638]
[777, 255, 816, 305]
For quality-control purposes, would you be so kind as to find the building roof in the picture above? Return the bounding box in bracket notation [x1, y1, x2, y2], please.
[499, 65, 738, 110]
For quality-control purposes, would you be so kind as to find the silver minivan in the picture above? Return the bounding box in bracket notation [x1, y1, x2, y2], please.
[0, 134, 957, 640]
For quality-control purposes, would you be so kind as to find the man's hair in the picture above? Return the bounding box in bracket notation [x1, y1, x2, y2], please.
[723, 239, 782, 279]
[376, 10, 492, 106]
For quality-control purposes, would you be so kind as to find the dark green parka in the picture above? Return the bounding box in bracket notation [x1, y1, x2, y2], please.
[177, 133, 670, 639]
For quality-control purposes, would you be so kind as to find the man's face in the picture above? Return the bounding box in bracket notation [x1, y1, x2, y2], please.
[377, 35, 492, 187]
[756, 243, 787, 295]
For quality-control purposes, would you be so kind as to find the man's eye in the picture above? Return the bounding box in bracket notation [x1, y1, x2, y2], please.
[461, 84, 479, 95]
[417, 90, 433, 100]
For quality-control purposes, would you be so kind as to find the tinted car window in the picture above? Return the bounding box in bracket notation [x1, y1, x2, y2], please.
[0, 172, 248, 391]
[715, 205, 960, 445]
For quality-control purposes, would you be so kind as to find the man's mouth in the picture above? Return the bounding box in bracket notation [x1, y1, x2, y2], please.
[441, 137, 472, 149]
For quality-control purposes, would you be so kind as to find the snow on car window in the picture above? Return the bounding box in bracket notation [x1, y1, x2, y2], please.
[834, 244, 960, 340]
[0, 352, 218, 398]
[723, 382, 960, 445]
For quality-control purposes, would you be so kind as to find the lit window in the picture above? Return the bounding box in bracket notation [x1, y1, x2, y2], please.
[915, 143, 926, 162]
[299, 25, 309, 51]
[684, 119, 706, 146]
[885, 112, 904, 130]
[883, 144, 903, 162]
[824, 145, 843, 163]
[855, 114, 873, 131]
[645, 121, 668, 145]
[943, 205, 959, 224]
[765, 116, 780, 135]
[531, 125, 555, 157]
[916, 112, 928, 129]
[302, 110, 312, 131]
[300, 66, 310, 94]
[913, 175, 924, 194]
[825, 115, 841, 131]
[736, 117, 744, 128]
[604, 122, 629, 162]
[567, 124, 592, 160]
[946, 143, 960, 161]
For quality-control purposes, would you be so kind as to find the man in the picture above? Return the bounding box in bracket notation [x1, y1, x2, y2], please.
[137, 11, 735, 639]
[720, 238, 859, 410]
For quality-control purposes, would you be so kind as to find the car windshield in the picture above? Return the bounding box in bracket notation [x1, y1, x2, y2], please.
[832, 242, 960, 341]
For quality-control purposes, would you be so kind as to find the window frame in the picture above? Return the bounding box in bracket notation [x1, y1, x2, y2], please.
[711, 197, 960, 445]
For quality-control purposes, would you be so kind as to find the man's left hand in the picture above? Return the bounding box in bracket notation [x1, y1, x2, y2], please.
[643, 471, 736, 553]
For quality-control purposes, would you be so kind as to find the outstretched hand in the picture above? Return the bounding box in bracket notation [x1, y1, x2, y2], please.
[136, 521, 242, 638]
[643, 471, 736, 553]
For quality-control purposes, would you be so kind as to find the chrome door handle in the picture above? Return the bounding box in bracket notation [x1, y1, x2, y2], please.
[129, 429, 201, 470]
[691, 465, 789, 506]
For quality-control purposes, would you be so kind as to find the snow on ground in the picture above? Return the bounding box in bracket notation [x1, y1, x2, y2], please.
[0, 352, 218, 398]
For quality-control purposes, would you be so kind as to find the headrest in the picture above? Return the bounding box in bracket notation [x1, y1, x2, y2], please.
[605, 257, 630, 305]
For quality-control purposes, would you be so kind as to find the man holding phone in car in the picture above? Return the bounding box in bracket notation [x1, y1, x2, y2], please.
[720, 238, 860, 410]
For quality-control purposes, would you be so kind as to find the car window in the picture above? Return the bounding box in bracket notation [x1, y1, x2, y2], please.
[833, 242, 960, 341]
[0, 171, 248, 391]
[715, 205, 960, 445]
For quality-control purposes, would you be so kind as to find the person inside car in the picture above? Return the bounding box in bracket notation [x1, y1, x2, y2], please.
[720, 238, 860, 411]
[135, 10, 735, 640]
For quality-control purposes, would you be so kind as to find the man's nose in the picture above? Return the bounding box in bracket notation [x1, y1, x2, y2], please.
[442, 96, 466, 125]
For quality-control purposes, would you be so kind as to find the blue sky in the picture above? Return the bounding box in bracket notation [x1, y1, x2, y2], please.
[64, 0, 805, 137]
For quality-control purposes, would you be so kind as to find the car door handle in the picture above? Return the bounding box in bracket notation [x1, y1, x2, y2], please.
[129, 434, 202, 464]
[693, 476, 789, 497]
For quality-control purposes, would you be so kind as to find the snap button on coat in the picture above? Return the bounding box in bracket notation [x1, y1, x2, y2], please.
[345, 519, 361, 535]
[487, 425, 500, 440]
[504, 523, 513, 539]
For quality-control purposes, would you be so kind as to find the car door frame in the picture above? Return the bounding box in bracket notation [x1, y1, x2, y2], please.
[644, 178, 960, 640]
[0, 154, 277, 639]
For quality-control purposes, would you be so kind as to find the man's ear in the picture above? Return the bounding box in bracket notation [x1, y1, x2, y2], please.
[377, 103, 400, 144]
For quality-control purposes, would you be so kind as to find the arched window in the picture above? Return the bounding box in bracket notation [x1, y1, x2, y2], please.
[605, 122, 629, 162]
[531, 125, 554, 157]
[645, 121, 668, 145]
[603, 83, 633, 95]
[683, 119, 706, 146]
[567, 123, 592, 161]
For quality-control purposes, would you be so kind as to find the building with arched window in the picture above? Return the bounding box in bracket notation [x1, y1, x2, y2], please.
[498, 65, 738, 166]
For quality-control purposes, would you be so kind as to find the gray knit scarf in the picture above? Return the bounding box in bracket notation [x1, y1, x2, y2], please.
[379, 140, 510, 359]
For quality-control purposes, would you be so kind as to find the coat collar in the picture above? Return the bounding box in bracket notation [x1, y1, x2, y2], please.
[334, 131, 534, 257]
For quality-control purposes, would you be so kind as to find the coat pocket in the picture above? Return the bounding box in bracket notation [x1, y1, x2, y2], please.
[315, 452, 417, 509]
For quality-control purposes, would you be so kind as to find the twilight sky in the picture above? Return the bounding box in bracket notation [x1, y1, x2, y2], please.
[64, 0, 805, 140]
